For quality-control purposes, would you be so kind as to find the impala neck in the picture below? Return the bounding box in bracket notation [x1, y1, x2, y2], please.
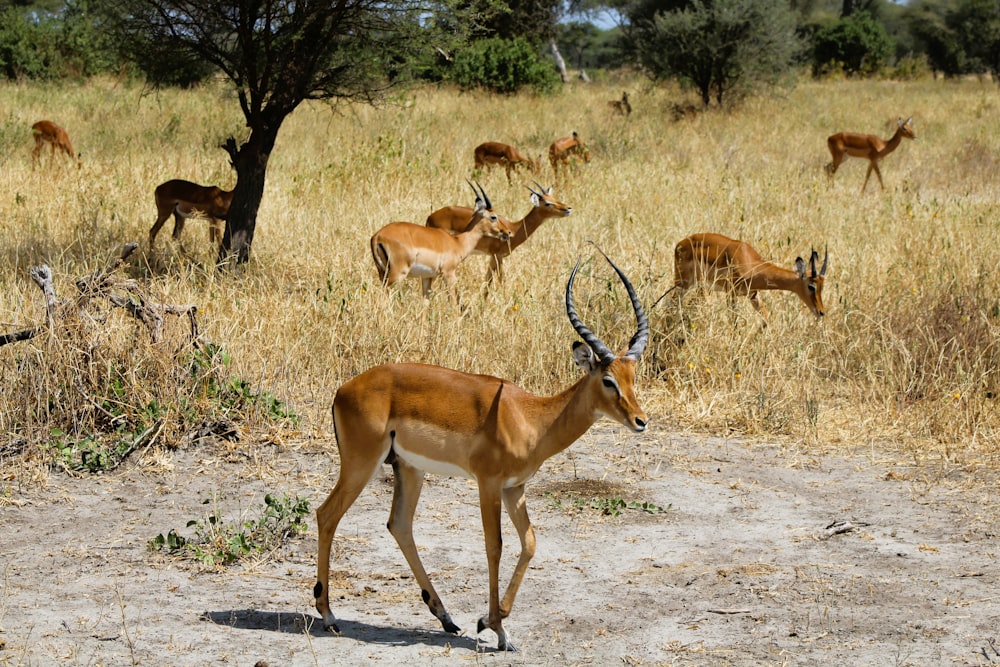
[880, 128, 906, 158]
[458, 220, 493, 254]
[506, 205, 557, 252]
[527, 375, 604, 463]
[745, 262, 801, 293]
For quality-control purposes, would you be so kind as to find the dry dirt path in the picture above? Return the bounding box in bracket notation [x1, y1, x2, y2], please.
[2, 423, 998, 666]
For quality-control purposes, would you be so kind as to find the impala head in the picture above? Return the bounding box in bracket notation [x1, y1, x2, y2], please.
[467, 180, 511, 242]
[898, 116, 916, 140]
[793, 247, 828, 318]
[528, 181, 573, 218]
[566, 249, 649, 432]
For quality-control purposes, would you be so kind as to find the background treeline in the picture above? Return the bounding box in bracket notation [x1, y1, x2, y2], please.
[3, 1, 999, 95]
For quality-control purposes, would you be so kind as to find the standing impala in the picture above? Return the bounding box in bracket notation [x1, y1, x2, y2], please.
[425, 181, 573, 285]
[548, 131, 591, 174]
[314, 250, 649, 651]
[370, 181, 511, 304]
[826, 116, 915, 192]
[473, 141, 541, 183]
[148, 179, 234, 249]
[31, 120, 81, 169]
[608, 91, 631, 116]
[659, 232, 827, 321]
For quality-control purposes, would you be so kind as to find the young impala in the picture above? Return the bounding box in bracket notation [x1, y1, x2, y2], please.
[148, 179, 234, 249]
[425, 181, 573, 285]
[826, 116, 915, 192]
[314, 249, 649, 651]
[548, 131, 591, 174]
[473, 141, 541, 183]
[657, 232, 828, 322]
[31, 120, 81, 169]
[370, 181, 511, 304]
[608, 91, 631, 116]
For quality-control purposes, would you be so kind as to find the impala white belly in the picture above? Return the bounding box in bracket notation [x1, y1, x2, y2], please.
[393, 441, 472, 479]
[407, 262, 439, 278]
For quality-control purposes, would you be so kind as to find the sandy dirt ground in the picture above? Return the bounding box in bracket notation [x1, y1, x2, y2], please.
[1, 421, 998, 667]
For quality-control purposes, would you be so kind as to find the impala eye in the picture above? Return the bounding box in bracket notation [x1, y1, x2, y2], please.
[808, 284, 816, 293]
[602, 377, 617, 390]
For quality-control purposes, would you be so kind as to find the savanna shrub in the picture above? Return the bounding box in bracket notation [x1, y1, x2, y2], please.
[450, 37, 560, 95]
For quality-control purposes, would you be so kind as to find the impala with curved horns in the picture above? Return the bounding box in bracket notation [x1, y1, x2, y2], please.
[314, 249, 649, 651]
[473, 141, 541, 183]
[370, 181, 511, 304]
[31, 120, 81, 169]
[425, 181, 573, 285]
[825, 116, 915, 192]
[148, 179, 234, 249]
[655, 232, 827, 321]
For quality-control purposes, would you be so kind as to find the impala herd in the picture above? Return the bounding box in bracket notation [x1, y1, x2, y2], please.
[28, 107, 915, 651]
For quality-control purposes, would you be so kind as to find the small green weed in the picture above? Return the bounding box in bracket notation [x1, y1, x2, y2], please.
[545, 492, 670, 518]
[148, 493, 310, 567]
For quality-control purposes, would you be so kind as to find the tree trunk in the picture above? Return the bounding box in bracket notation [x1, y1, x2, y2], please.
[550, 39, 569, 83]
[218, 123, 281, 265]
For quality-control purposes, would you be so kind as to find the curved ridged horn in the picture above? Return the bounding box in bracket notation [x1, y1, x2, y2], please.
[565, 248, 649, 364]
[466, 179, 492, 211]
[809, 246, 829, 278]
[590, 244, 648, 360]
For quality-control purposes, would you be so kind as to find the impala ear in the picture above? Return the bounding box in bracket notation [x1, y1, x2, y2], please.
[572, 341, 599, 372]
[530, 192, 541, 206]
[794, 257, 807, 279]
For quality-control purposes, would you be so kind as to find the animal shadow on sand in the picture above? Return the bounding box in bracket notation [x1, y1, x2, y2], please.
[201, 609, 483, 650]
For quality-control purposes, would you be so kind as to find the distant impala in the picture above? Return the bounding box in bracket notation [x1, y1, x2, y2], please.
[826, 117, 915, 192]
[426, 181, 572, 285]
[473, 142, 541, 183]
[370, 181, 510, 305]
[657, 232, 828, 322]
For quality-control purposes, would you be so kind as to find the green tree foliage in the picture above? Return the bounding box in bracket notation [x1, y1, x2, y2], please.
[812, 10, 894, 75]
[625, 0, 801, 107]
[471, 0, 562, 43]
[95, 0, 471, 265]
[947, 0, 1000, 79]
[0, 1, 113, 80]
[451, 37, 560, 94]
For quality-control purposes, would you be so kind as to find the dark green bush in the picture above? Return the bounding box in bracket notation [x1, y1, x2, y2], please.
[450, 37, 560, 95]
[812, 12, 894, 77]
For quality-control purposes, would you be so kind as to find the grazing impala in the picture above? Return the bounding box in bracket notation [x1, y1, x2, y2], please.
[370, 181, 511, 304]
[148, 179, 234, 249]
[314, 249, 649, 651]
[473, 142, 541, 183]
[658, 232, 827, 321]
[826, 117, 915, 192]
[608, 91, 631, 116]
[426, 181, 573, 285]
[548, 131, 591, 174]
[31, 120, 81, 169]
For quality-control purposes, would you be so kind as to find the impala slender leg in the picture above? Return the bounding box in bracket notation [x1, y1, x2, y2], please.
[314, 456, 382, 632]
[498, 485, 536, 618]
[148, 212, 172, 248]
[872, 161, 885, 190]
[171, 213, 187, 240]
[386, 458, 461, 634]
[476, 484, 514, 651]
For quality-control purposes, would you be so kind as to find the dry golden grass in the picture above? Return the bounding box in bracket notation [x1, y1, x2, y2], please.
[1, 75, 998, 480]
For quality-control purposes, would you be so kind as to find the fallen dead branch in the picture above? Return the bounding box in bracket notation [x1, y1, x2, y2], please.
[0, 243, 200, 347]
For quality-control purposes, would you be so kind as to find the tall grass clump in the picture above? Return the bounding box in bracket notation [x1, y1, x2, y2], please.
[1, 75, 998, 484]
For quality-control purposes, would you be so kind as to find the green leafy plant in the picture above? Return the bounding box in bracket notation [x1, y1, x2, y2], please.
[545, 492, 670, 518]
[148, 493, 310, 567]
